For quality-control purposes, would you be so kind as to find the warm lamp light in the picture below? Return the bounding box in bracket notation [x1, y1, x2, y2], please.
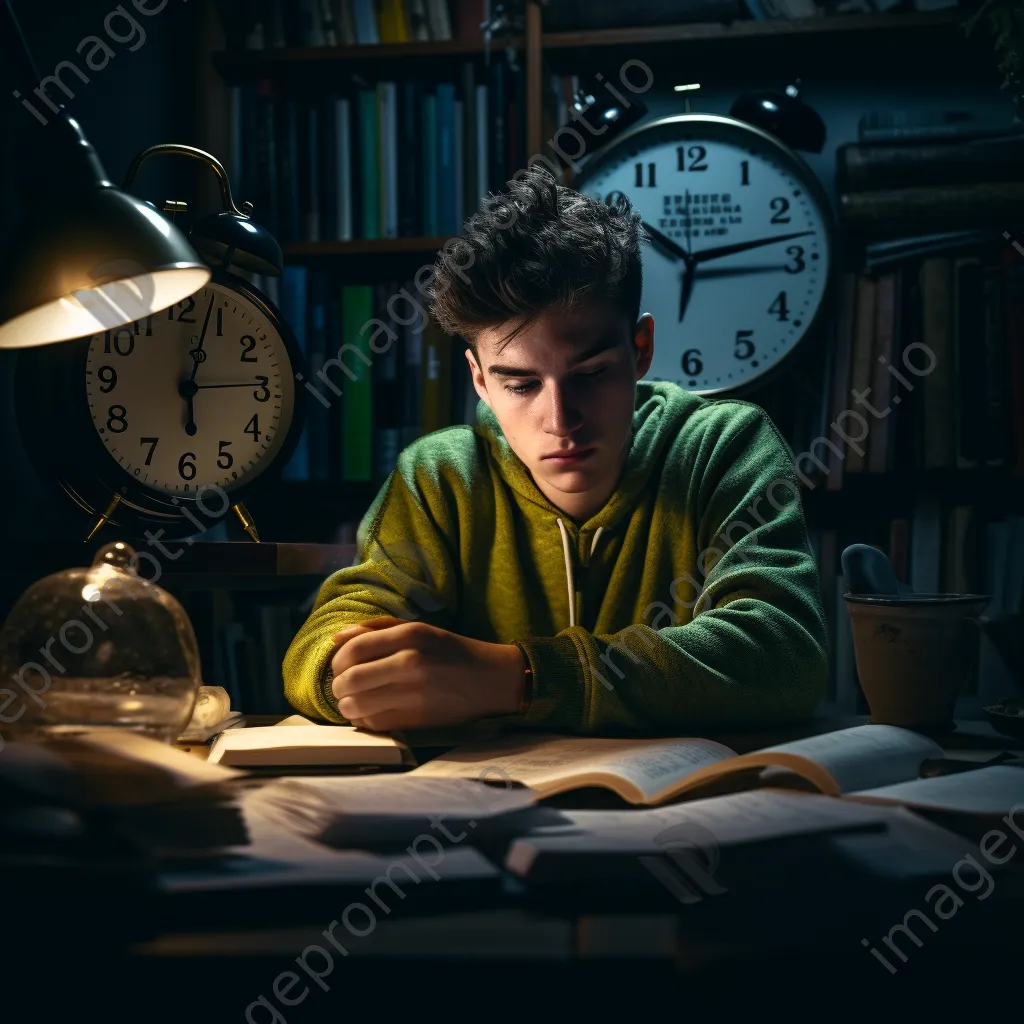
[0, 1, 210, 349]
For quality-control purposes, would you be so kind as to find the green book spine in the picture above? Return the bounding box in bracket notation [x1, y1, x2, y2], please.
[341, 285, 374, 482]
[359, 89, 379, 240]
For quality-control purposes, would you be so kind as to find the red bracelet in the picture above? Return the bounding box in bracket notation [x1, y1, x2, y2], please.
[518, 661, 534, 715]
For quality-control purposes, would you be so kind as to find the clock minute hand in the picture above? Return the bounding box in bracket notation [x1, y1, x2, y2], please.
[196, 381, 265, 389]
[189, 294, 218, 383]
[691, 231, 814, 265]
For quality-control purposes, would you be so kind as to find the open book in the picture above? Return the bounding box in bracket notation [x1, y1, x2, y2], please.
[410, 724, 950, 806]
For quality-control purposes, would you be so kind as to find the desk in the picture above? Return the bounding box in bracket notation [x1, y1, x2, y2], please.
[22, 716, 1024, 1020]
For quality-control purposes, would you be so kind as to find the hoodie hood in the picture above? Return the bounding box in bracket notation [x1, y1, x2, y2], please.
[473, 381, 698, 628]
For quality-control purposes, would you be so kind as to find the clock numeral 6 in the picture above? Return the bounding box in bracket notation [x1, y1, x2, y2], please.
[106, 405, 128, 433]
[240, 335, 258, 362]
[97, 365, 117, 393]
[178, 452, 197, 481]
[681, 349, 703, 378]
[217, 441, 234, 469]
[140, 436, 159, 465]
[734, 331, 755, 360]
[254, 376, 270, 402]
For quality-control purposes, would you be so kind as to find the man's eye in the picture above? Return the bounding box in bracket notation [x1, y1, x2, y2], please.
[579, 366, 607, 380]
[504, 381, 538, 395]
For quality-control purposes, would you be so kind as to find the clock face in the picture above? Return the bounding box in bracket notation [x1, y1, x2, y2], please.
[575, 115, 832, 394]
[83, 281, 296, 496]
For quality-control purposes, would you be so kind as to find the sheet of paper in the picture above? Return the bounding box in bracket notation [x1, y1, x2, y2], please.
[256, 775, 538, 819]
[848, 765, 1024, 816]
[274, 715, 317, 727]
[411, 734, 736, 801]
[754, 724, 944, 793]
[207, 724, 406, 765]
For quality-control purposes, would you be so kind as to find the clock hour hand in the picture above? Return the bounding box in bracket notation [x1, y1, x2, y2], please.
[641, 221, 694, 266]
[679, 264, 696, 324]
[691, 231, 814, 265]
[178, 378, 199, 436]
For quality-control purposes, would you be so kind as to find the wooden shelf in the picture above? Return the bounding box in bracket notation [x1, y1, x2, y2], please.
[284, 237, 452, 257]
[214, 37, 522, 76]
[541, 9, 966, 50]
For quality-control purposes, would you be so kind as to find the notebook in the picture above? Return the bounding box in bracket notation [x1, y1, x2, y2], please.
[207, 722, 414, 767]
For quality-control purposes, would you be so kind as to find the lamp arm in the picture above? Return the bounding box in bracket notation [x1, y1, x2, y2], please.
[121, 144, 250, 218]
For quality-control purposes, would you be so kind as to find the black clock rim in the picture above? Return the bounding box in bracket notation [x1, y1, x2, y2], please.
[571, 112, 836, 398]
[13, 270, 308, 536]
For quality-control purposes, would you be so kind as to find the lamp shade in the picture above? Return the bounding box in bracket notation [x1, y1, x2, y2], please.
[0, 116, 210, 349]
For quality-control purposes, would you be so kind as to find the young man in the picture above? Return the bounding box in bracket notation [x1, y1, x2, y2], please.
[283, 171, 827, 737]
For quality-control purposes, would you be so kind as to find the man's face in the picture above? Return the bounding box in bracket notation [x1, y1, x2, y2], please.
[467, 301, 654, 520]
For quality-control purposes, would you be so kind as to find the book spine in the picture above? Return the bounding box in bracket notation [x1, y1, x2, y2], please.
[281, 265, 310, 481]
[335, 96, 353, 240]
[358, 88, 379, 239]
[840, 182, 1024, 231]
[341, 285, 374, 481]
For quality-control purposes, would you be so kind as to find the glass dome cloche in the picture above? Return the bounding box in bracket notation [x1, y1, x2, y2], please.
[0, 542, 202, 743]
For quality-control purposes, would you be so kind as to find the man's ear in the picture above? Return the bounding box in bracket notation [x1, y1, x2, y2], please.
[633, 313, 655, 379]
[465, 346, 492, 409]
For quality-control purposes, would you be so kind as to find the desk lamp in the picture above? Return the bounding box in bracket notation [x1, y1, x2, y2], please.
[0, 0, 210, 349]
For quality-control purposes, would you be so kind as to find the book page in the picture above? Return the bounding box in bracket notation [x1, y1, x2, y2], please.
[207, 724, 408, 766]
[411, 734, 737, 803]
[725, 724, 945, 795]
[847, 765, 1024, 816]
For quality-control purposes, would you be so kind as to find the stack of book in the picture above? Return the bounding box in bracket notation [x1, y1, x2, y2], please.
[227, 59, 523, 245]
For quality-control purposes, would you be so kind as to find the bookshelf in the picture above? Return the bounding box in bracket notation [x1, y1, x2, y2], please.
[194, 2, 1024, 715]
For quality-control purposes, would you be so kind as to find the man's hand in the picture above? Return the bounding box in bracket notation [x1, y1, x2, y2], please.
[329, 617, 525, 732]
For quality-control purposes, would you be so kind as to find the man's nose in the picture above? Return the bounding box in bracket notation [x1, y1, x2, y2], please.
[543, 382, 583, 435]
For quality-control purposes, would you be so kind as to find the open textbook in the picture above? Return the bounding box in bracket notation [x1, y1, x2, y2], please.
[410, 724, 953, 806]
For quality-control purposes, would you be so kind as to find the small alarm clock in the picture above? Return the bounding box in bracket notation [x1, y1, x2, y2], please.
[14, 145, 306, 542]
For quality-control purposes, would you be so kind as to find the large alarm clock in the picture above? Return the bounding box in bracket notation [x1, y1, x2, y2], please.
[573, 113, 834, 394]
[14, 145, 305, 542]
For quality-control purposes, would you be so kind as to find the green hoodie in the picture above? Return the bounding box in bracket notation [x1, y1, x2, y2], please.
[283, 380, 827, 735]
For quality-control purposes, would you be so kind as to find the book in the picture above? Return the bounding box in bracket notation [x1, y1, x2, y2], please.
[410, 724, 947, 807]
[207, 722, 414, 767]
[251, 774, 540, 845]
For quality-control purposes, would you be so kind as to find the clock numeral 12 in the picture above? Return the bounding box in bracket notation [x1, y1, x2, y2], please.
[634, 162, 656, 187]
[676, 145, 708, 172]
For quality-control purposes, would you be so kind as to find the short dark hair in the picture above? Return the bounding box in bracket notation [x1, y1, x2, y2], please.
[429, 167, 644, 354]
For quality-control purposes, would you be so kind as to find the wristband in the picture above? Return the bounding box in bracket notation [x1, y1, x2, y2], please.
[517, 658, 533, 716]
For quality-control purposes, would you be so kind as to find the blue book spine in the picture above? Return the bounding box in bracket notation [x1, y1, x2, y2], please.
[422, 93, 438, 236]
[281, 264, 310, 481]
[436, 83, 456, 235]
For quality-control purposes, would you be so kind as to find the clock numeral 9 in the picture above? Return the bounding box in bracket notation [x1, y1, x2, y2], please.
[254, 375, 270, 402]
[769, 197, 791, 224]
[244, 414, 261, 442]
[676, 145, 708, 172]
[106, 405, 127, 433]
[178, 452, 197, 481]
[240, 335, 258, 362]
[734, 330, 755, 360]
[140, 436, 159, 465]
[634, 162, 656, 187]
[784, 245, 806, 274]
[768, 291, 789, 322]
[103, 329, 134, 357]
[681, 349, 703, 378]
[217, 441, 234, 469]
[97, 365, 117, 393]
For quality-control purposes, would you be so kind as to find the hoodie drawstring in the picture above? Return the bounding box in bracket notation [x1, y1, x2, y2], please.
[555, 519, 604, 628]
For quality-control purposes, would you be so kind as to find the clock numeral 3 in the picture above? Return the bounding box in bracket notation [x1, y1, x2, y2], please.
[103, 329, 134, 357]
[240, 335, 258, 362]
[178, 452, 197, 480]
[734, 330, 755, 360]
[140, 436, 159, 465]
[244, 413, 261, 442]
[253, 375, 270, 402]
[676, 145, 707, 172]
[681, 349, 703, 378]
[769, 197, 791, 224]
[97, 365, 117, 393]
[106, 405, 128, 433]
[634, 162, 656, 187]
[784, 245, 806, 274]
[217, 441, 234, 469]
[768, 291, 789, 321]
